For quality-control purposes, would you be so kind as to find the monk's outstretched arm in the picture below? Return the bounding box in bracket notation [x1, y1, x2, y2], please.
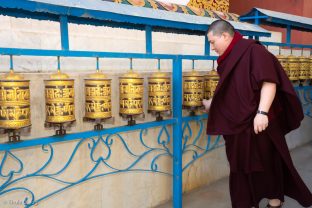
[254, 82, 276, 134]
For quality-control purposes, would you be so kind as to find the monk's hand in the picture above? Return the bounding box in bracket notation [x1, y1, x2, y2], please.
[253, 114, 269, 134]
[202, 99, 212, 112]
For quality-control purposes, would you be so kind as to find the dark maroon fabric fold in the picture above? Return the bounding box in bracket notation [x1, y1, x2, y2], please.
[206, 38, 312, 207]
[217, 31, 243, 65]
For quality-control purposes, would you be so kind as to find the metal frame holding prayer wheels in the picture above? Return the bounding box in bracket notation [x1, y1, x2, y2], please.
[0, 2, 310, 208]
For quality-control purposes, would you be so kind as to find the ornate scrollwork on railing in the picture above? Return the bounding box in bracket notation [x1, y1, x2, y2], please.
[0, 123, 173, 207]
[181, 116, 224, 172]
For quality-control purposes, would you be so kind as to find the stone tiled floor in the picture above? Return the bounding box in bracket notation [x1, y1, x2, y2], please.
[156, 143, 312, 208]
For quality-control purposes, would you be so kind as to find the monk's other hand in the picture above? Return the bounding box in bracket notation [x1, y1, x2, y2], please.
[202, 99, 212, 112]
[253, 114, 269, 134]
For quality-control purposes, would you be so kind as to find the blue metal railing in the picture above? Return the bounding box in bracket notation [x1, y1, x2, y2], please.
[0, 120, 175, 207]
[0, 3, 311, 208]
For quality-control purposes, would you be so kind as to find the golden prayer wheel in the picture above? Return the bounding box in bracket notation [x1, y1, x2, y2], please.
[44, 70, 75, 124]
[204, 69, 219, 99]
[286, 55, 300, 81]
[298, 56, 310, 81]
[84, 71, 112, 120]
[148, 72, 171, 112]
[183, 71, 204, 108]
[276, 54, 288, 71]
[119, 71, 144, 116]
[0, 70, 31, 130]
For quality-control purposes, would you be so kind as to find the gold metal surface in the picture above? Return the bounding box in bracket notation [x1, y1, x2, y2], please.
[44, 70, 75, 123]
[204, 69, 219, 99]
[287, 55, 300, 81]
[148, 72, 171, 112]
[276, 54, 288, 70]
[0, 70, 31, 129]
[84, 71, 112, 120]
[298, 56, 310, 81]
[183, 71, 204, 108]
[119, 70, 144, 115]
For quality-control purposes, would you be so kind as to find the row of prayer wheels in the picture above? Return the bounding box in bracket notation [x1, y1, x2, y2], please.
[0, 69, 219, 133]
[276, 54, 312, 82]
[183, 70, 219, 108]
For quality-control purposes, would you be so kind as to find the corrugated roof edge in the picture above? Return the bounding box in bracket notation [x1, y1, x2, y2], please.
[0, 0, 271, 36]
[240, 7, 312, 32]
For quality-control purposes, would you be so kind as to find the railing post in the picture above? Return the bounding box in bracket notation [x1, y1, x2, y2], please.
[145, 25, 152, 54]
[60, 15, 69, 50]
[254, 10, 260, 25]
[286, 25, 291, 44]
[172, 56, 183, 208]
[205, 35, 210, 56]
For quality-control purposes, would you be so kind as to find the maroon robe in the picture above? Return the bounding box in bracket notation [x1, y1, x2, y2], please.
[207, 38, 312, 207]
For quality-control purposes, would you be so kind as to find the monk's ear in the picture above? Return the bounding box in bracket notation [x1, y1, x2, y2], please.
[221, 32, 228, 39]
[222, 32, 232, 42]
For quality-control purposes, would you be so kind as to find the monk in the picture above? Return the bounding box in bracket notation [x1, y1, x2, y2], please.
[203, 20, 312, 208]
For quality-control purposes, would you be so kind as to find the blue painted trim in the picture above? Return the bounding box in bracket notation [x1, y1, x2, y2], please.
[239, 8, 312, 32]
[0, 0, 270, 37]
[182, 114, 208, 122]
[57, 56, 60, 70]
[130, 58, 133, 69]
[172, 57, 183, 208]
[9, 55, 13, 70]
[238, 30, 270, 37]
[0, 119, 176, 151]
[60, 15, 69, 50]
[255, 10, 260, 25]
[96, 57, 99, 70]
[157, 59, 160, 70]
[261, 42, 312, 49]
[204, 35, 210, 56]
[0, 47, 220, 60]
[269, 17, 312, 31]
[145, 25, 152, 54]
[286, 25, 291, 44]
[0, 124, 174, 207]
[181, 55, 217, 60]
[239, 15, 268, 20]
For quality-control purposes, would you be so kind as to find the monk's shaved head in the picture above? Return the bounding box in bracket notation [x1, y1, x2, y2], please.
[207, 20, 235, 37]
[206, 20, 236, 55]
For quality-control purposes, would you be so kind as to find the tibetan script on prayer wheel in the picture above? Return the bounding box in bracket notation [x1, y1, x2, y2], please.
[298, 56, 310, 81]
[276, 55, 288, 71]
[183, 71, 204, 108]
[0, 70, 31, 129]
[287, 55, 300, 81]
[45, 71, 75, 124]
[85, 71, 112, 120]
[119, 71, 144, 115]
[148, 72, 171, 112]
[204, 69, 219, 100]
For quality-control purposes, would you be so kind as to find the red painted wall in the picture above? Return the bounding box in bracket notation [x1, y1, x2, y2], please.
[229, 0, 312, 45]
